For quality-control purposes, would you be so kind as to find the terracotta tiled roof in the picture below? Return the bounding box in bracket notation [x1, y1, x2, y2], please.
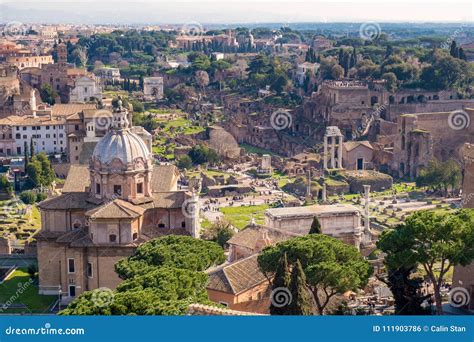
[38, 192, 97, 210]
[0, 115, 65, 126]
[137, 191, 187, 209]
[51, 103, 96, 117]
[62, 165, 90, 192]
[34, 230, 65, 240]
[343, 141, 373, 152]
[82, 108, 112, 119]
[187, 303, 266, 316]
[207, 254, 268, 295]
[86, 199, 145, 219]
[227, 225, 299, 250]
[151, 165, 179, 192]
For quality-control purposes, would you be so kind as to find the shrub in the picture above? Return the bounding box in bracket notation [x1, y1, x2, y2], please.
[20, 191, 37, 204]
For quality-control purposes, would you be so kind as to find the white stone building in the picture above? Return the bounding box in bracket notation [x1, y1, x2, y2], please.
[13, 116, 67, 155]
[264, 204, 363, 248]
[69, 76, 102, 103]
[143, 77, 164, 100]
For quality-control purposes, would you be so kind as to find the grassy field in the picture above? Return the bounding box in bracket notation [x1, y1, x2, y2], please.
[157, 117, 204, 135]
[0, 268, 56, 313]
[239, 143, 281, 157]
[152, 115, 204, 160]
[220, 204, 269, 230]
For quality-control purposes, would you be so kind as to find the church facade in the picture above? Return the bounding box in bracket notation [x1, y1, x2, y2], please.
[36, 102, 199, 302]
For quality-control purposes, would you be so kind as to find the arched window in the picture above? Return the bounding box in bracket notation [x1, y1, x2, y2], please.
[109, 234, 117, 243]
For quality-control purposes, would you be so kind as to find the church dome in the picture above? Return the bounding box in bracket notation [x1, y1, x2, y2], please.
[92, 129, 150, 166]
[91, 102, 151, 167]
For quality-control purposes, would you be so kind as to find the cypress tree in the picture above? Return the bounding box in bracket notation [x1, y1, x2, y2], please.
[309, 216, 322, 234]
[24, 141, 29, 168]
[458, 47, 467, 61]
[30, 137, 34, 158]
[288, 259, 313, 315]
[350, 47, 357, 68]
[450, 41, 458, 58]
[270, 253, 291, 315]
[338, 48, 344, 66]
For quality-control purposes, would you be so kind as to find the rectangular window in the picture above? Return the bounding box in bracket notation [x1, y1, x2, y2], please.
[96, 183, 101, 194]
[109, 234, 117, 243]
[68, 258, 75, 273]
[137, 182, 143, 194]
[87, 262, 93, 278]
[113, 185, 122, 196]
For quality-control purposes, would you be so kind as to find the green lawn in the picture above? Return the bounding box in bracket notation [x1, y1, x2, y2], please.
[157, 117, 204, 135]
[220, 204, 269, 230]
[239, 143, 281, 157]
[0, 268, 56, 313]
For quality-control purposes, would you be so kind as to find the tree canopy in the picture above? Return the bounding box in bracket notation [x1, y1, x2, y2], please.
[258, 234, 372, 315]
[377, 210, 474, 315]
[61, 236, 225, 315]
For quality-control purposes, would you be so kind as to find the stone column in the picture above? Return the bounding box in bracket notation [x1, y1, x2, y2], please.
[338, 136, 343, 168]
[306, 169, 311, 200]
[323, 136, 328, 170]
[330, 137, 336, 169]
[363, 185, 371, 236]
[189, 191, 201, 238]
[322, 183, 327, 202]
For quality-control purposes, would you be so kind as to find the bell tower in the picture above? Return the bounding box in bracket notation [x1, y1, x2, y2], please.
[57, 43, 67, 69]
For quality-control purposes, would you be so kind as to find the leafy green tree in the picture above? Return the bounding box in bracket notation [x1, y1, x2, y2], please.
[177, 155, 193, 170]
[39, 84, 57, 105]
[188, 144, 220, 165]
[270, 74, 288, 94]
[61, 236, 225, 315]
[381, 72, 397, 92]
[0, 175, 12, 196]
[259, 234, 372, 315]
[129, 100, 144, 113]
[356, 59, 378, 79]
[115, 235, 225, 279]
[420, 55, 467, 90]
[20, 190, 37, 204]
[35, 153, 55, 187]
[331, 65, 344, 80]
[270, 253, 291, 315]
[416, 159, 461, 194]
[201, 219, 234, 248]
[377, 210, 474, 315]
[25, 159, 42, 188]
[288, 259, 313, 315]
[132, 112, 158, 133]
[309, 216, 322, 234]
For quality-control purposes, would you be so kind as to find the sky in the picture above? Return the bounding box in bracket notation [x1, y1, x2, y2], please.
[0, 0, 473, 24]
